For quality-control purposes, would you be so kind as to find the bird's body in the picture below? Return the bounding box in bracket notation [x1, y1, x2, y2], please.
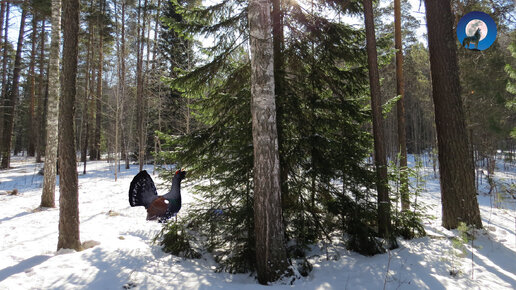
[129, 169, 186, 222]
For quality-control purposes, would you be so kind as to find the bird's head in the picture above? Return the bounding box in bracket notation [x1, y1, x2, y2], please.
[174, 169, 187, 180]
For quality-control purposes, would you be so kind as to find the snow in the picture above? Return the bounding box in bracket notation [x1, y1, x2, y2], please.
[0, 155, 515, 289]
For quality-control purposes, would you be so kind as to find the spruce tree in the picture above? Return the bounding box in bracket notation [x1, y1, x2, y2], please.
[157, 0, 386, 276]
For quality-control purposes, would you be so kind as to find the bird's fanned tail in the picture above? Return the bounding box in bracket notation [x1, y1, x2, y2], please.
[129, 170, 158, 208]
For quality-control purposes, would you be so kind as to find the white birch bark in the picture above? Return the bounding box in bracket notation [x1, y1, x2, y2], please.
[41, 0, 61, 208]
[248, 0, 290, 284]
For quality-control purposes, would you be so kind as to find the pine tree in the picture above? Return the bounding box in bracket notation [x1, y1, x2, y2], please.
[136, 0, 148, 171]
[363, 0, 391, 238]
[57, 0, 81, 251]
[92, 0, 106, 161]
[27, 8, 38, 157]
[1, 3, 27, 169]
[0, 2, 8, 142]
[394, 0, 409, 211]
[36, 17, 47, 163]
[424, 0, 482, 229]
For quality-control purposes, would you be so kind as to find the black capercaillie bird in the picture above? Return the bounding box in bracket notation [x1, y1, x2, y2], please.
[129, 169, 186, 221]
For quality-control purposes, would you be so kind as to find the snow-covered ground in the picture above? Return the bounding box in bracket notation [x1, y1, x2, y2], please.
[0, 155, 514, 289]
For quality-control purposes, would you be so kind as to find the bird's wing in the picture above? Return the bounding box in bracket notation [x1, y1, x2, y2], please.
[129, 170, 159, 209]
[163, 198, 181, 220]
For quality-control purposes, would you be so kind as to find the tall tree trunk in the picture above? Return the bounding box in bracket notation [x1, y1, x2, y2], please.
[28, 11, 38, 157]
[41, 0, 61, 208]
[248, 0, 290, 284]
[58, 0, 81, 251]
[394, 0, 409, 211]
[81, 16, 93, 173]
[0, 3, 8, 102]
[151, 0, 161, 68]
[363, 0, 390, 238]
[88, 14, 97, 161]
[1, 5, 27, 169]
[36, 19, 46, 163]
[136, 0, 148, 171]
[121, 0, 129, 170]
[93, 0, 105, 161]
[113, 0, 127, 180]
[272, 0, 289, 208]
[0, 0, 4, 79]
[424, 0, 482, 229]
[0, 1, 5, 141]
[150, 0, 161, 174]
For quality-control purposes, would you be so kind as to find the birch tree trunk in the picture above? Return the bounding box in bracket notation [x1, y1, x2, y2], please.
[57, 0, 81, 251]
[424, 0, 482, 229]
[363, 0, 391, 238]
[41, 0, 61, 208]
[248, 0, 290, 284]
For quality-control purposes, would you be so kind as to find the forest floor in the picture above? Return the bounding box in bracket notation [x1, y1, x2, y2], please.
[0, 155, 514, 289]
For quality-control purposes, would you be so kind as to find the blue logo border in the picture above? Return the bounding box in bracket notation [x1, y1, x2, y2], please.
[456, 11, 497, 51]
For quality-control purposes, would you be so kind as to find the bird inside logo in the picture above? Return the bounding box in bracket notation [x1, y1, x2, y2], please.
[457, 11, 497, 51]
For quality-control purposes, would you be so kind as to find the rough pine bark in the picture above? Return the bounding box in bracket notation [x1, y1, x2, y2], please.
[0, 0, 4, 70]
[93, 0, 105, 161]
[57, 0, 81, 251]
[28, 12, 38, 157]
[363, 0, 391, 238]
[136, 0, 147, 171]
[120, 0, 129, 170]
[0, 1, 4, 141]
[1, 5, 27, 169]
[41, 0, 61, 208]
[0, 3, 8, 105]
[36, 19, 46, 163]
[248, 0, 291, 284]
[424, 0, 482, 229]
[394, 0, 409, 211]
[81, 19, 92, 170]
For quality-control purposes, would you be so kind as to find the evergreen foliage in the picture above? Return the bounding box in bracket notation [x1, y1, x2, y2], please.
[156, 0, 254, 273]
[155, 0, 392, 272]
[157, 56, 255, 272]
[154, 220, 202, 259]
[389, 155, 427, 240]
[277, 0, 381, 256]
[504, 34, 516, 139]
